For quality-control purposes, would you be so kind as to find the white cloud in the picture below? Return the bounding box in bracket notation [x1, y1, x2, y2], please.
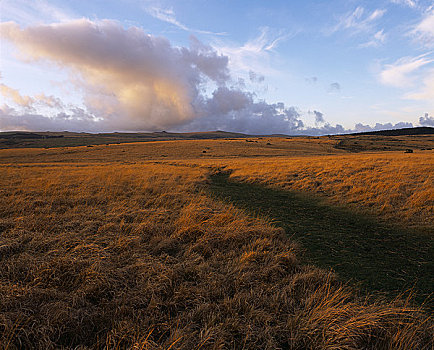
[359, 30, 387, 48]
[0, 0, 73, 24]
[214, 27, 288, 75]
[144, 4, 226, 35]
[389, 0, 418, 8]
[405, 68, 434, 100]
[411, 10, 434, 47]
[146, 6, 188, 31]
[379, 54, 434, 87]
[331, 7, 386, 35]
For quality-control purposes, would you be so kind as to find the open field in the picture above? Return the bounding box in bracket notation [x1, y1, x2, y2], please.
[200, 152, 434, 230]
[0, 135, 433, 349]
[0, 131, 250, 149]
[1, 128, 433, 151]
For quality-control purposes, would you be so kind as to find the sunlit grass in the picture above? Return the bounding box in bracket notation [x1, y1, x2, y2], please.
[0, 139, 432, 348]
[198, 152, 434, 230]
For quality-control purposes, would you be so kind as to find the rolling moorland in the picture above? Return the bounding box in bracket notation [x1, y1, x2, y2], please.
[0, 130, 433, 349]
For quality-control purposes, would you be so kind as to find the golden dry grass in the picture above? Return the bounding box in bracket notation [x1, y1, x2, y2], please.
[0, 137, 343, 165]
[0, 139, 433, 349]
[195, 151, 434, 230]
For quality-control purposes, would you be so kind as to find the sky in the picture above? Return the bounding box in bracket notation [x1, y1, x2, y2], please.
[1, 0, 434, 134]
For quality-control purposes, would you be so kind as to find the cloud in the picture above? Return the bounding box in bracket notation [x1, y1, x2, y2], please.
[313, 110, 325, 124]
[249, 70, 265, 83]
[33, 93, 65, 109]
[379, 54, 434, 87]
[405, 68, 434, 100]
[305, 76, 318, 84]
[419, 113, 434, 126]
[411, 10, 434, 47]
[0, 84, 34, 107]
[1, 0, 73, 24]
[359, 29, 386, 48]
[146, 6, 189, 31]
[328, 82, 341, 93]
[214, 26, 288, 75]
[182, 94, 305, 135]
[0, 19, 311, 134]
[330, 7, 386, 35]
[389, 0, 417, 8]
[0, 104, 101, 132]
[0, 19, 232, 131]
[0, 19, 420, 136]
[354, 121, 414, 132]
[0, 82, 65, 111]
[144, 5, 225, 35]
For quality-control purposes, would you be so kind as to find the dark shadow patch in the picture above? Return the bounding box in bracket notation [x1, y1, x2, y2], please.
[208, 173, 433, 307]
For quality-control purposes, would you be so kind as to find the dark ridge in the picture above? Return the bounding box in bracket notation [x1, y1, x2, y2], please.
[0, 130, 252, 149]
[348, 127, 434, 136]
[0, 132, 64, 139]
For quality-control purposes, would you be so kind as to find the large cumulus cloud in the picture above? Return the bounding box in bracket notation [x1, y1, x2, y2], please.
[0, 19, 311, 134]
[1, 19, 230, 130]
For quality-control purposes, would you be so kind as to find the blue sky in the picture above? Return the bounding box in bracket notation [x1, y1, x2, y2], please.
[1, 0, 434, 133]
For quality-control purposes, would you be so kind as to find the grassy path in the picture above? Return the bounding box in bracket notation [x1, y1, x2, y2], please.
[208, 173, 433, 307]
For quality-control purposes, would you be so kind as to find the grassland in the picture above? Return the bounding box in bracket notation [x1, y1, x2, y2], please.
[201, 152, 434, 230]
[0, 135, 433, 349]
[208, 173, 432, 305]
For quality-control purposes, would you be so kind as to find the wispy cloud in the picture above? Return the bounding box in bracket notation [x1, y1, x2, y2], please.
[1, 81, 71, 111]
[0, 84, 34, 107]
[379, 53, 434, 87]
[389, 0, 418, 8]
[144, 5, 226, 35]
[330, 7, 386, 35]
[359, 29, 387, 48]
[1, 0, 73, 24]
[214, 27, 289, 75]
[378, 53, 434, 105]
[411, 9, 434, 47]
[405, 68, 434, 100]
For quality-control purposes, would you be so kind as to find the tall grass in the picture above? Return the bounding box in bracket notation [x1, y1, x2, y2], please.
[0, 162, 432, 349]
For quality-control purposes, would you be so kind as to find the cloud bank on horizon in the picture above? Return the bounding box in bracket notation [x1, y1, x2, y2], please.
[1, 1, 434, 135]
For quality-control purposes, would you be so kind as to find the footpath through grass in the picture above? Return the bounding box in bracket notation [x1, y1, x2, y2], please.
[208, 173, 433, 308]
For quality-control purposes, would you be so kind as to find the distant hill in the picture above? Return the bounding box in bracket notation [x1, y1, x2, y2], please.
[349, 126, 434, 136]
[1, 127, 433, 150]
[0, 130, 251, 149]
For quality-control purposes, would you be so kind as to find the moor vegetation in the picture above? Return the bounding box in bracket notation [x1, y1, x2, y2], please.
[0, 138, 433, 349]
[202, 152, 434, 229]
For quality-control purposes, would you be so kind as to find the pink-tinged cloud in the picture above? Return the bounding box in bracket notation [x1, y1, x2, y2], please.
[0, 19, 229, 130]
[1, 19, 315, 134]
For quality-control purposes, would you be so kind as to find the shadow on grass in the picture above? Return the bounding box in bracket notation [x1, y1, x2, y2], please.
[208, 172, 433, 308]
